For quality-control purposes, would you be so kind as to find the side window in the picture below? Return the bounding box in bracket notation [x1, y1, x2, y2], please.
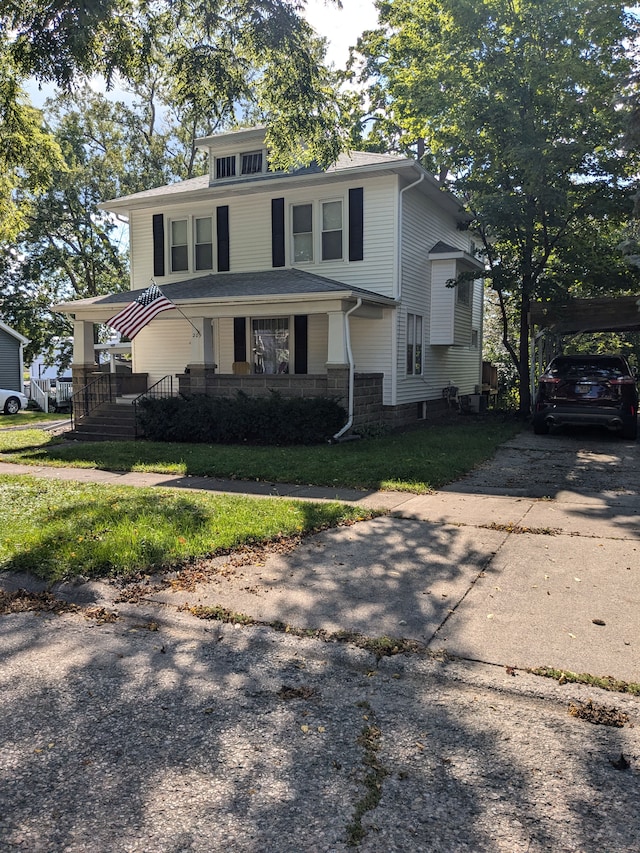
[457, 281, 471, 306]
[407, 313, 423, 376]
[195, 217, 213, 271]
[292, 204, 313, 263]
[321, 200, 343, 261]
[170, 219, 189, 272]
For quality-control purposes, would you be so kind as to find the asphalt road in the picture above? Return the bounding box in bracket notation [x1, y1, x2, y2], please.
[1, 424, 639, 852]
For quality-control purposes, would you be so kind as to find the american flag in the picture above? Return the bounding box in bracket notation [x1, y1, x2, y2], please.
[107, 284, 174, 339]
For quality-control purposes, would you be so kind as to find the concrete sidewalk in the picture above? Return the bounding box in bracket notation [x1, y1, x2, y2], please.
[2, 427, 639, 684]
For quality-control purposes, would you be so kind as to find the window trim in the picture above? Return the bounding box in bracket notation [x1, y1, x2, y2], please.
[290, 197, 347, 266]
[169, 217, 189, 273]
[321, 198, 343, 261]
[291, 202, 314, 264]
[194, 215, 214, 272]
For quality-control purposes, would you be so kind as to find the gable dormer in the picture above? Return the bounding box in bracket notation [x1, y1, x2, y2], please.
[196, 127, 272, 186]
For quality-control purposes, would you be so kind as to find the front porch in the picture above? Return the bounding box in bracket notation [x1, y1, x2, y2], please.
[69, 367, 386, 441]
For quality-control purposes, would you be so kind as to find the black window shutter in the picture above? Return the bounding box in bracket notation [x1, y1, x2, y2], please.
[152, 214, 165, 276]
[294, 315, 308, 374]
[217, 206, 230, 272]
[348, 188, 364, 262]
[271, 197, 286, 267]
[233, 317, 247, 363]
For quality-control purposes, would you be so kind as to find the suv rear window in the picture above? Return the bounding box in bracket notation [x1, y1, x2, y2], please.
[546, 357, 630, 380]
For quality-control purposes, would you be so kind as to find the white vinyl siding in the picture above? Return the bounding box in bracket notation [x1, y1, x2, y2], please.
[128, 176, 397, 296]
[132, 318, 193, 386]
[307, 314, 327, 373]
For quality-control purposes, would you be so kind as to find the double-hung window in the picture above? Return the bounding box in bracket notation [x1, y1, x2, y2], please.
[170, 219, 189, 272]
[292, 204, 313, 263]
[407, 313, 423, 376]
[321, 200, 343, 260]
[194, 217, 213, 271]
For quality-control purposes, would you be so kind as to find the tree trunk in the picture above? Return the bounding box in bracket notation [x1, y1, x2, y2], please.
[518, 295, 531, 415]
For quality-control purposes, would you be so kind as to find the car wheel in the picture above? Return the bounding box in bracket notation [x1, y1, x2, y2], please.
[3, 396, 21, 415]
[622, 418, 638, 441]
[533, 416, 549, 435]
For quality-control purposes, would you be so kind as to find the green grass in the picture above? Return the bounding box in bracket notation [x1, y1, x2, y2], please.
[0, 474, 374, 582]
[0, 416, 521, 493]
[0, 410, 69, 426]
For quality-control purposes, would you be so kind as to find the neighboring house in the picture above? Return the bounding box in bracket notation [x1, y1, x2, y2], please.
[0, 320, 29, 392]
[54, 127, 485, 435]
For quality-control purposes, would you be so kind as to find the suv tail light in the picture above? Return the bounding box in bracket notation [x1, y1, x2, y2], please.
[609, 377, 637, 385]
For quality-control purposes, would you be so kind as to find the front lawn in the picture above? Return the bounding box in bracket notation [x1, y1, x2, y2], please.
[0, 410, 70, 426]
[0, 415, 521, 493]
[0, 475, 373, 582]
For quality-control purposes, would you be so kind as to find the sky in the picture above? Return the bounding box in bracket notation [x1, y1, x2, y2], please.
[26, 0, 379, 108]
[305, 0, 378, 66]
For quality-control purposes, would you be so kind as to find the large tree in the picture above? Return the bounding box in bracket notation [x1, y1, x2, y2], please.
[2, 0, 348, 172]
[354, 0, 640, 412]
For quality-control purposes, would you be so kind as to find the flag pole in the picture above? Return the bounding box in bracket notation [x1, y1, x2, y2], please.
[150, 279, 201, 337]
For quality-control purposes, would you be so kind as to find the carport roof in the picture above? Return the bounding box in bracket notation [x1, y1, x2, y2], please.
[529, 296, 640, 334]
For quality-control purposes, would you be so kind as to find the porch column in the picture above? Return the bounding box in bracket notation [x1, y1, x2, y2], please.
[326, 311, 349, 367]
[71, 319, 98, 395]
[188, 318, 215, 368]
[73, 319, 96, 366]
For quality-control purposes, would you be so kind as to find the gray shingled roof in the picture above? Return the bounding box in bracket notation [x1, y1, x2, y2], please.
[100, 151, 410, 207]
[91, 269, 395, 306]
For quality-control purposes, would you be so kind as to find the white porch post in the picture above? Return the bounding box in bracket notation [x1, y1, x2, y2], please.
[189, 318, 215, 367]
[73, 320, 96, 366]
[326, 311, 349, 367]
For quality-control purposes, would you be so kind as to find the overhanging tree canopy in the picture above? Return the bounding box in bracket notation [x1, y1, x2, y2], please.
[354, 0, 640, 411]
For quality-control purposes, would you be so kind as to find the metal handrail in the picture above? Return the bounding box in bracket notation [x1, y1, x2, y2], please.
[132, 375, 174, 438]
[71, 373, 113, 429]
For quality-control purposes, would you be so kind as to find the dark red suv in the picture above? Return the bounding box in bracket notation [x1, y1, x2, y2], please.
[533, 354, 638, 440]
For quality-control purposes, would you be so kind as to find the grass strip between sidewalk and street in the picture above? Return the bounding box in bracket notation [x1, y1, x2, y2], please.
[0, 416, 521, 493]
[0, 474, 376, 582]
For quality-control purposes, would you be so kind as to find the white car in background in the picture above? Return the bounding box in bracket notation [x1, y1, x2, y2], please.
[0, 389, 29, 415]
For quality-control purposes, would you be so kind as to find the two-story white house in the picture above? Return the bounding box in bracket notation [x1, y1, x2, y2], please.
[54, 126, 485, 436]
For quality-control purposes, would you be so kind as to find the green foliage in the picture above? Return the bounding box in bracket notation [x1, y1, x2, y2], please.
[355, 0, 640, 411]
[0, 474, 369, 580]
[135, 392, 347, 445]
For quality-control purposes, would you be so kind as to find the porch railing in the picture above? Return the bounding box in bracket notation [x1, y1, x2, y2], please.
[132, 375, 175, 438]
[71, 373, 114, 429]
[30, 378, 50, 413]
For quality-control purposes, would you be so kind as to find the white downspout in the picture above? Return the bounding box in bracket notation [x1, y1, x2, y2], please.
[397, 172, 425, 301]
[332, 297, 362, 441]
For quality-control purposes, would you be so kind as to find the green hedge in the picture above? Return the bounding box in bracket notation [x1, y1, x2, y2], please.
[136, 392, 347, 445]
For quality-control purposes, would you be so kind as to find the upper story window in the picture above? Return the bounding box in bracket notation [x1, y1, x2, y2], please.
[170, 219, 189, 272]
[321, 200, 343, 260]
[195, 217, 213, 271]
[241, 151, 263, 175]
[216, 155, 236, 179]
[292, 204, 313, 263]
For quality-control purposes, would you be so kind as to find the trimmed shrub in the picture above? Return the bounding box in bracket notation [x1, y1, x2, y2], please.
[136, 391, 346, 445]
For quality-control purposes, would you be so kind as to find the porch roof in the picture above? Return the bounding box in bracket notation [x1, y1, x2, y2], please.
[54, 269, 397, 314]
